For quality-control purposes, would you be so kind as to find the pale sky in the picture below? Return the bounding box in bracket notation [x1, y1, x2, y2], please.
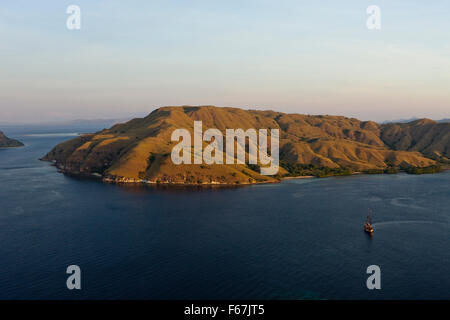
[1, 0, 449, 123]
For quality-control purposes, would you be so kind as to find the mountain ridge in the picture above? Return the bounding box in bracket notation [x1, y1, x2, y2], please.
[42, 106, 447, 185]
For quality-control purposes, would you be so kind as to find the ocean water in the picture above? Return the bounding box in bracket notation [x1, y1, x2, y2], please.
[0, 129, 449, 299]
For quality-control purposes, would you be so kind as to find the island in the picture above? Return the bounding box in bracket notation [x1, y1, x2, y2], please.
[0, 131, 24, 148]
[42, 106, 449, 185]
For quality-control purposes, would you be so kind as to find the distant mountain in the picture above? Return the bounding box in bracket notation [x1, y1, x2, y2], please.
[380, 117, 420, 124]
[381, 117, 450, 124]
[0, 118, 134, 135]
[0, 131, 24, 148]
[42, 106, 442, 185]
[380, 119, 450, 160]
[43, 118, 136, 129]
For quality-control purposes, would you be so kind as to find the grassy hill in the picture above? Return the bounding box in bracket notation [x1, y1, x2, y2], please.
[0, 131, 24, 148]
[42, 106, 445, 185]
[380, 119, 450, 162]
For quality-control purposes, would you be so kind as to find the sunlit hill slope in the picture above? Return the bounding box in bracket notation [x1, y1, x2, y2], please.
[42, 106, 446, 185]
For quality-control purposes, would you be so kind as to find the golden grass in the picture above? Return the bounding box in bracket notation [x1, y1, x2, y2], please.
[97, 137, 130, 147]
[75, 141, 92, 151]
[44, 105, 443, 184]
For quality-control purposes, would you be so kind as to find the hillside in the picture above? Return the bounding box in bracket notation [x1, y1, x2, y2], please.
[0, 131, 24, 148]
[42, 106, 442, 185]
[380, 119, 450, 161]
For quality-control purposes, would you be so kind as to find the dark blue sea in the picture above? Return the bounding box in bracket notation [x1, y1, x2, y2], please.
[0, 126, 449, 299]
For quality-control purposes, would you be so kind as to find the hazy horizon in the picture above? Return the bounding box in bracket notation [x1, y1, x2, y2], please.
[1, 1, 449, 123]
[0, 106, 449, 126]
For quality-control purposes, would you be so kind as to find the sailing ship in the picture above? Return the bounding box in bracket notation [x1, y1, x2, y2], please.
[364, 210, 374, 234]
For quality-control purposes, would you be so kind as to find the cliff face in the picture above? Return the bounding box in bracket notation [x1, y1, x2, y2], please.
[42, 106, 441, 185]
[0, 131, 24, 148]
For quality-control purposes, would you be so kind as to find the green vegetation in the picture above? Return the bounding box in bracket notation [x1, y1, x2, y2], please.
[402, 164, 443, 174]
[364, 167, 399, 174]
[364, 160, 399, 174]
[365, 169, 384, 174]
[280, 161, 353, 178]
[384, 167, 399, 174]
